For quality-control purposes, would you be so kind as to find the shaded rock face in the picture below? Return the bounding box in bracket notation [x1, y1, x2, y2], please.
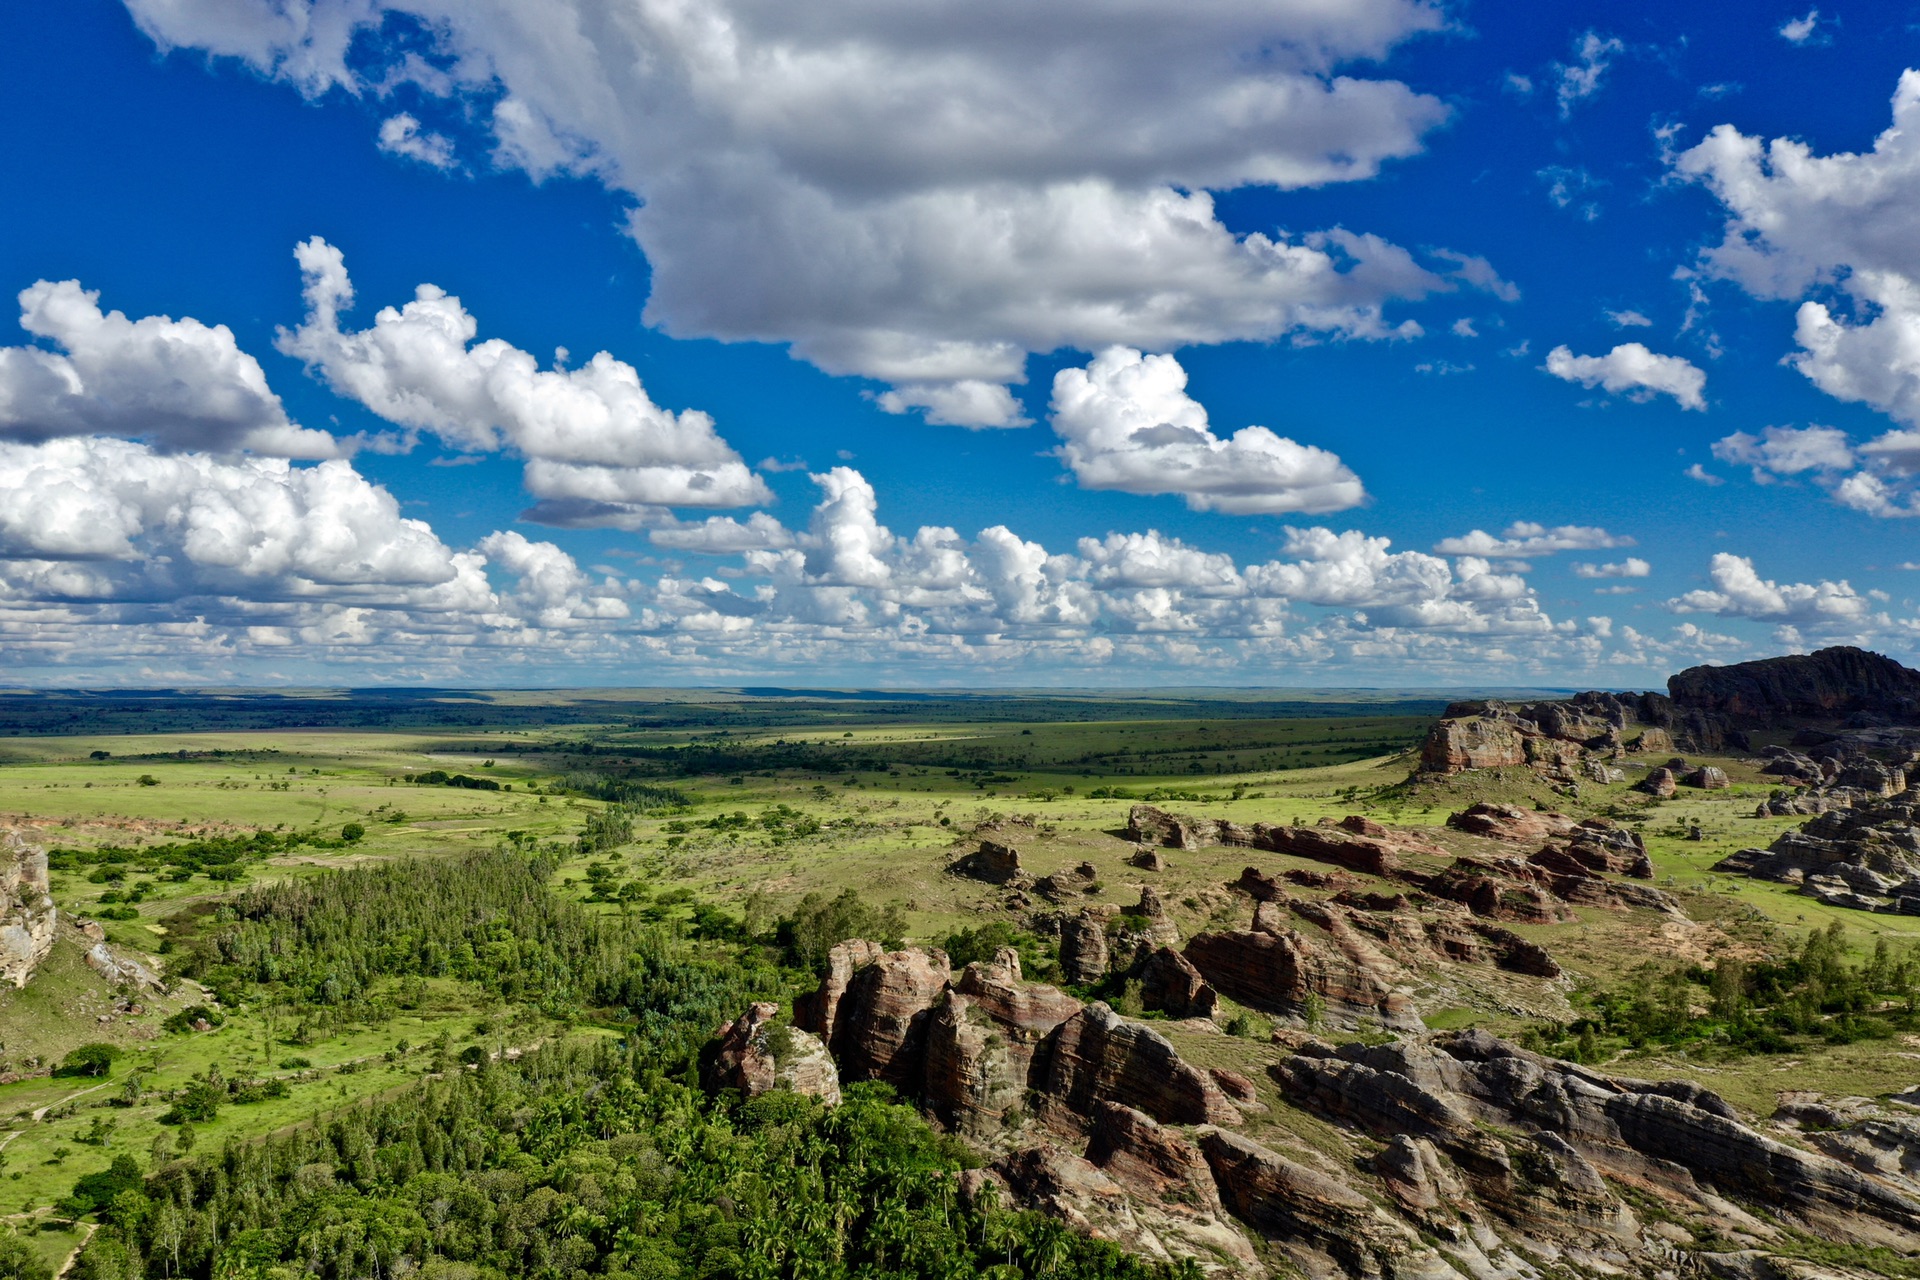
[1127, 803, 1208, 850]
[0, 828, 55, 990]
[1045, 1002, 1240, 1125]
[703, 1003, 842, 1105]
[1256, 822, 1401, 876]
[1184, 925, 1423, 1032]
[926, 954, 1084, 1134]
[792, 938, 885, 1040]
[1058, 909, 1111, 984]
[954, 840, 1026, 884]
[1137, 946, 1216, 1020]
[1670, 646, 1920, 749]
[823, 946, 952, 1087]
[1198, 1129, 1436, 1279]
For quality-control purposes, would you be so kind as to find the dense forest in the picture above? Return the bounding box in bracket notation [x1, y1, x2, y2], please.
[39, 851, 1191, 1280]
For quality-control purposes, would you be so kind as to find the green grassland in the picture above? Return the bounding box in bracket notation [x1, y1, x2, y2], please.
[6, 697, 1920, 1236]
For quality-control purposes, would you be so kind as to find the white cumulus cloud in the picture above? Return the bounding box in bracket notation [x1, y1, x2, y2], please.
[124, 0, 1511, 426]
[1433, 521, 1633, 557]
[1048, 347, 1365, 515]
[377, 113, 457, 169]
[1667, 552, 1872, 623]
[1543, 342, 1705, 410]
[0, 280, 338, 458]
[1573, 558, 1650, 579]
[277, 237, 770, 525]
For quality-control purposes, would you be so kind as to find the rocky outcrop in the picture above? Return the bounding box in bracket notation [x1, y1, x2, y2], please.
[1670, 646, 1920, 750]
[1418, 691, 1671, 780]
[953, 840, 1027, 884]
[1137, 946, 1216, 1019]
[1445, 802, 1575, 843]
[0, 828, 54, 990]
[1184, 924, 1423, 1032]
[1258, 822, 1402, 877]
[1127, 804, 1209, 850]
[1058, 909, 1112, 984]
[1716, 792, 1920, 912]
[925, 953, 1082, 1134]
[792, 938, 886, 1039]
[703, 1002, 841, 1104]
[1198, 1129, 1443, 1279]
[818, 945, 951, 1087]
[83, 940, 163, 991]
[1045, 1002, 1240, 1125]
[1685, 765, 1731, 790]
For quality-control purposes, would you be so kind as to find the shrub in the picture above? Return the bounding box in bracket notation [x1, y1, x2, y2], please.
[54, 1044, 120, 1078]
[340, 822, 365, 843]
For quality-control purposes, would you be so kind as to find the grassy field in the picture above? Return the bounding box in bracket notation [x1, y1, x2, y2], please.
[7, 697, 1920, 1223]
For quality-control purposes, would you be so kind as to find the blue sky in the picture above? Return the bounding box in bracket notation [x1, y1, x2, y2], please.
[4, 0, 1920, 687]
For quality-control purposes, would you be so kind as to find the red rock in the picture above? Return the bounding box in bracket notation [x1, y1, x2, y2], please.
[1137, 947, 1216, 1020]
[1233, 867, 1285, 901]
[1254, 823, 1401, 877]
[792, 938, 885, 1038]
[827, 946, 951, 1087]
[954, 840, 1027, 883]
[1059, 909, 1111, 984]
[703, 1002, 841, 1105]
[1338, 814, 1389, 838]
[1085, 1100, 1222, 1209]
[1198, 1129, 1424, 1278]
[1446, 802, 1575, 842]
[1420, 716, 1530, 774]
[1208, 1068, 1259, 1106]
[1183, 927, 1423, 1032]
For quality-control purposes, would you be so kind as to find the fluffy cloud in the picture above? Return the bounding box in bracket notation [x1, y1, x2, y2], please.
[278, 238, 770, 524]
[123, 0, 1514, 425]
[1048, 347, 1365, 515]
[1791, 271, 1920, 427]
[1542, 343, 1706, 410]
[1667, 552, 1873, 623]
[1779, 9, 1823, 43]
[377, 113, 456, 169]
[0, 280, 338, 458]
[1433, 521, 1633, 557]
[1711, 424, 1855, 480]
[1573, 558, 1650, 579]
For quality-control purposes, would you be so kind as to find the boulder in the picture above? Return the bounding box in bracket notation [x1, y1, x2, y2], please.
[1130, 887, 1180, 947]
[1128, 803, 1208, 850]
[1232, 867, 1285, 901]
[83, 941, 163, 991]
[703, 1002, 841, 1105]
[954, 840, 1027, 884]
[1086, 1100, 1222, 1208]
[1685, 766, 1732, 790]
[1637, 767, 1677, 798]
[1420, 715, 1529, 773]
[1044, 1002, 1240, 1125]
[1137, 946, 1216, 1020]
[1129, 846, 1167, 871]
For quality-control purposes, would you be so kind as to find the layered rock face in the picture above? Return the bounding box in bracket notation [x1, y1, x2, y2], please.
[1417, 691, 1672, 779]
[1184, 921, 1423, 1033]
[794, 942, 949, 1087]
[1045, 1002, 1241, 1125]
[1717, 790, 1920, 912]
[1275, 1030, 1920, 1249]
[0, 828, 55, 990]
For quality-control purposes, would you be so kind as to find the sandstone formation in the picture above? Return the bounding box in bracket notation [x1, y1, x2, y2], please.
[1418, 691, 1672, 779]
[796, 944, 949, 1087]
[83, 940, 163, 991]
[1637, 766, 1677, 797]
[702, 1002, 841, 1104]
[1184, 921, 1423, 1032]
[1045, 1002, 1240, 1125]
[1717, 789, 1920, 913]
[0, 828, 54, 990]
[1444, 802, 1575, 842]
[1058, 908, 1112, 984]
[1670, 646, 1920, 750]
[1136, 946, 1216, 1019]
[953, 839, 1026, 884]
[1685, 765, 1731, 790]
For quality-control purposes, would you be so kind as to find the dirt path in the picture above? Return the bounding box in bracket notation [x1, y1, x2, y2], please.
[54, 1222, 95, 1278]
